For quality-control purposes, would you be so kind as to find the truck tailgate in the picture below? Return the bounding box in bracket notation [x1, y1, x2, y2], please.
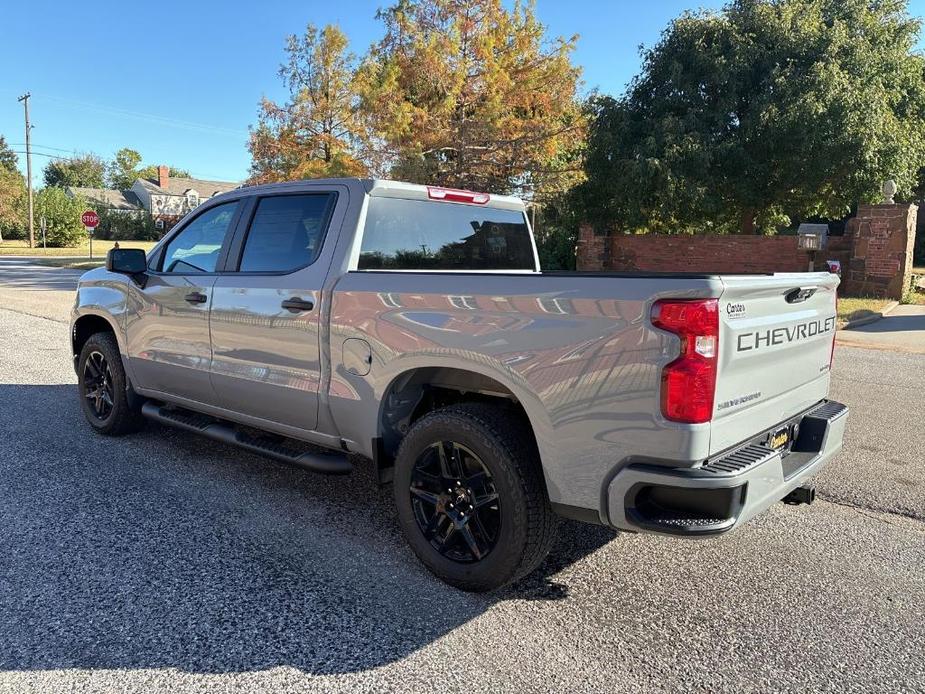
[710, 272, 839, 455]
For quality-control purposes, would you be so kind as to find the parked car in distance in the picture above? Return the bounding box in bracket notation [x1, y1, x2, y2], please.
[71, 178, 848, 591]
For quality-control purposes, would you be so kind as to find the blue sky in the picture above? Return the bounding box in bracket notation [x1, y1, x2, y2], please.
[2, 0, 924, 187]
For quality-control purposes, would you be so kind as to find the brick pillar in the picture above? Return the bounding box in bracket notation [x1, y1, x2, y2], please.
[576, 224, 605, 271]
[843, 204, 917, 299]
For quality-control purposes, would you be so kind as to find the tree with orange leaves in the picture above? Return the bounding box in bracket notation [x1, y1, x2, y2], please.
[248, 24, 369, 184]
[355, 0, 585, 199]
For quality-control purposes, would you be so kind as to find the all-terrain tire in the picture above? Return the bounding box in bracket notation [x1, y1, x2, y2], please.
[393, 402, 558, 592]
[77, 331, 145, 436]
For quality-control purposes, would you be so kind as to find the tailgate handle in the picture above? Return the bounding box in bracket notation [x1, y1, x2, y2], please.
[785, 287, 817, 304]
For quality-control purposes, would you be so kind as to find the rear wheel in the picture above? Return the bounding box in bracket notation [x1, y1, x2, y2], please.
[393, 403, 557, 592]
[77, 332, 144, 436]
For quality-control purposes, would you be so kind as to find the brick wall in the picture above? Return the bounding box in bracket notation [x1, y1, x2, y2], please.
[842, 204, 917, 298]
[577, 226, 851, 275]
[577, 204, 915, 299]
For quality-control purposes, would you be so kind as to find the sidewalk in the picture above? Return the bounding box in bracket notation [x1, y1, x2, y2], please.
[836, 304, 925, 354]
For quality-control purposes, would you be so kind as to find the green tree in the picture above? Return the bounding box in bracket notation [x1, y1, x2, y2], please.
[107, 148, 143, 189]
[34, 186, 87, 247]
[0, 167, 26, 241]
[0, 135, 18, 174]
[43, 153, 107, 189]
[579, 0, 925, 234]
[248, 24, 368, 183]
[107, 148, 191, 188]
[355, 0, 585, 198]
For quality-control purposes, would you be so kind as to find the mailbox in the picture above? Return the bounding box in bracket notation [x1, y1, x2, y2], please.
[797, 223, 829, 251]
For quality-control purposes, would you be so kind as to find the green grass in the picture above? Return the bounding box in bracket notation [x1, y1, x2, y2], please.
[0, 239, 156, 257]
[31, 258, 106, 270]
[837, 297, 892, 326]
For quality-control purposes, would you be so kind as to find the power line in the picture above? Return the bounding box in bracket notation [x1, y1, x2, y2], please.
[38, 94, 248, 138]
[11, 150, 68, 160]
[9, 142, 75, 153]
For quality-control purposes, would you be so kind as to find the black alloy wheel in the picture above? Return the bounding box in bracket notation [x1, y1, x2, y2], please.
[393, 403, 558, 592]
[77, 331, 145, 436]
[409, 440, 501, 563]
[83, 350, 115, 420]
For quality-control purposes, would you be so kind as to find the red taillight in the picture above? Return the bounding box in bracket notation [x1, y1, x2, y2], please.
[427, 186, 490, 204]
[651, 299, 719, 424]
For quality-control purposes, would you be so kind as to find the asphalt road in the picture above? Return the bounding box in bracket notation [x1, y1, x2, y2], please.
[0, 257, 83, 324]
[0, 301, 923, 693]
[0, 257, 84, 291]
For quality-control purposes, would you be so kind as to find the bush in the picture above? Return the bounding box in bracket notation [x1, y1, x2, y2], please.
[532, 195, 580, 271]
[34, 187, 87, 247]
[0, 167, 26, 240]
[93, 208, 161, 241]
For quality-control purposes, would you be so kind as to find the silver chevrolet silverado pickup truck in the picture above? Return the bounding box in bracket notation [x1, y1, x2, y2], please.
[71, 178, 848, 591]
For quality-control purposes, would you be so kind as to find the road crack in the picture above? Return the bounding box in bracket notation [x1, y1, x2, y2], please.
[0, 305, 67, 324]
[818, 493, 925, 532]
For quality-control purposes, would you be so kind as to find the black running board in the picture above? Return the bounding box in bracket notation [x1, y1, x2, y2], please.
[141, 402, 352, 475]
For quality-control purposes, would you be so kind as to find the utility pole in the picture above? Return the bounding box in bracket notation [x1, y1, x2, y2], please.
[18, 93, 35, 248]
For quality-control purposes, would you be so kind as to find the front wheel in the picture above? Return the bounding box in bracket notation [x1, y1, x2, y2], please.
[77, 331, 145, 436]
[393, 403, 557, 592]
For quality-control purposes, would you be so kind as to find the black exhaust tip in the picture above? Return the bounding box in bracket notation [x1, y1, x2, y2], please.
[782, 484, 816, 505]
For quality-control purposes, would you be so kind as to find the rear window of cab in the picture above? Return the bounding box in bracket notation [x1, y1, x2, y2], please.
[358, 197, 536, 271]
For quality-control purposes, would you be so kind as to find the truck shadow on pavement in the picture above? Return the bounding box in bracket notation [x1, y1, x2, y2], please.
[0, 383, 618, 675]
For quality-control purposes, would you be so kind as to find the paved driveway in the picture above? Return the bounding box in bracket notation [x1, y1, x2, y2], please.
[0, 298, 922, 693]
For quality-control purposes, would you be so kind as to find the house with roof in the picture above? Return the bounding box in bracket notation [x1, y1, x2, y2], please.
[68, 165, 239, 231]
[130, 166, 239, 229]
[67, 187, 144, 214]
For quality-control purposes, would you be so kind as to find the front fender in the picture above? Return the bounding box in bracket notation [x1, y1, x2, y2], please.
[71, 270, 134, 379]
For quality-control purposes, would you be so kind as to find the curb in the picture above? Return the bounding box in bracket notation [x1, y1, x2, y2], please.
[838, 300, 899, 331]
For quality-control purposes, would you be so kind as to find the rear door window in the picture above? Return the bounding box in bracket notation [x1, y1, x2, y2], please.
[358, 197, 536, 271]
[238, 194, 336, 272]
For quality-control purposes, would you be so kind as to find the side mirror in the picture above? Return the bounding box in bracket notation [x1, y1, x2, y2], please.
[107, 248, 147, 274]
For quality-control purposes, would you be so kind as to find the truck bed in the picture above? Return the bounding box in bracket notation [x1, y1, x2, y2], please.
[328, 269, 838, 519]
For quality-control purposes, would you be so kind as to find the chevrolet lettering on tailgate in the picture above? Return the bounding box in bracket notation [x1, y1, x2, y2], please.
[737, 316, 837, 352]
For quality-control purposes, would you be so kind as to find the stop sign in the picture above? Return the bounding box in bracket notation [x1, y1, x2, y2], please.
[81, 210, 100, 229]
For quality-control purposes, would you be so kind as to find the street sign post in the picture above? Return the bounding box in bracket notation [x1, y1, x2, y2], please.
[81, 210, 100, 260]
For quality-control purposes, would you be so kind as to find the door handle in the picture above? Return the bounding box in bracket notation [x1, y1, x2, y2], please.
[184, 291, 208, 304]
[281, 297, 315, 313]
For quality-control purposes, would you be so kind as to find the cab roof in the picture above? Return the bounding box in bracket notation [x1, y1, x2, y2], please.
[215, 178, 526, 212]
